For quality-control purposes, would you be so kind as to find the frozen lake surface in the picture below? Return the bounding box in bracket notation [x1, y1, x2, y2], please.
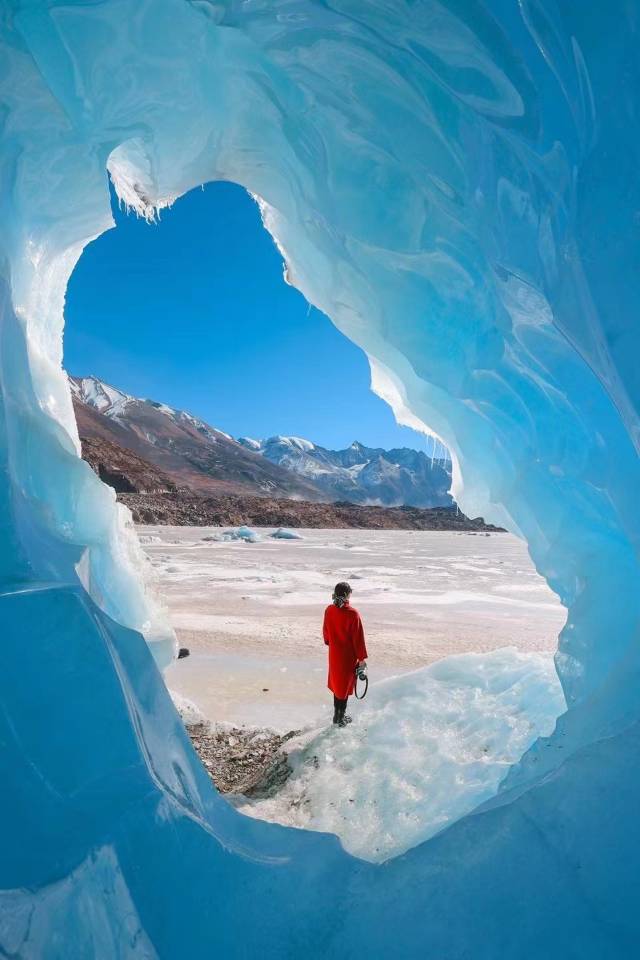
[141, 526, 567, 731]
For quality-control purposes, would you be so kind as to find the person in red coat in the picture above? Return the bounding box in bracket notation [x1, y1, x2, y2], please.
[323, 581, 368, 726]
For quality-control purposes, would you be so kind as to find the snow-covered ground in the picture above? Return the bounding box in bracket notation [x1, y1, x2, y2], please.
[141, 526, 567, 730]
[142, 525, 567, 860]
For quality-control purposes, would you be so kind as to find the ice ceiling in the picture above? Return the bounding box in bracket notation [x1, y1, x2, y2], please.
[1, 1, 640, 957]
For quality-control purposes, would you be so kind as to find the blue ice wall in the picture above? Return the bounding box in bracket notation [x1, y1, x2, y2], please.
[1, 1, 639, 956]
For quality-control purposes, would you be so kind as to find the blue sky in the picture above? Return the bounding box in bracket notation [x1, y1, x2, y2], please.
[64, 180, 426, 451]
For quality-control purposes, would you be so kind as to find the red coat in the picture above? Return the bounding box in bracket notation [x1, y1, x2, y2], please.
[323, 602, 368, 699]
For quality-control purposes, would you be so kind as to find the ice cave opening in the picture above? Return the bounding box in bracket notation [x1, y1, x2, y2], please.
[61, 173, 568, 864]
[3, 1, 640, 956]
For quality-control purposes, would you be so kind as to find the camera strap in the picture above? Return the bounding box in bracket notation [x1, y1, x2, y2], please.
[354, 666, 369, 700]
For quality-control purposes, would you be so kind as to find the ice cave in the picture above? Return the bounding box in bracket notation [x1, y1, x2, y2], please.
[2, 1, 640, 956]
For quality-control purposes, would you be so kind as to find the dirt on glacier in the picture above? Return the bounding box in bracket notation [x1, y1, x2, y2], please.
[185, 720, 297, 796]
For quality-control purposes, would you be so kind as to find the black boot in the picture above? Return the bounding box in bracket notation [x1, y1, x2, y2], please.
[333, 696, 344, 725]
[337, 702, 352, 727]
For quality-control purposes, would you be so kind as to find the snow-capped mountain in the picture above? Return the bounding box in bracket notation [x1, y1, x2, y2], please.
[238, 436, 453, 508]
[71, 376, 234, 446]
[70, 376, 326, 501]
[71, 376, 453, 507]
[71, 376, 133, 417]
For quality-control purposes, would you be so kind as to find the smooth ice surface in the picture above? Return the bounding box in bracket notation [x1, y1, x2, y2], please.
[239, 649, 565, 861]
[2, 1, 640, 957]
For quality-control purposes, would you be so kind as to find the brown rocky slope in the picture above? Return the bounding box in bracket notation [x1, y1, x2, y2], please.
[72, 380, 326, 501]
[77, 406, 502, 532]
[119, 490, 502, 531]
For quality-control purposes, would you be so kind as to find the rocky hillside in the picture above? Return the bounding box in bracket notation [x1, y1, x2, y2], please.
[72, 375, 454, 508]
[80, 437, 179, 494]
[119, 491, 500, 532]
[239, 435, 452, 508]
[71, 374, 493, 531]
[71, 376, 326, 501]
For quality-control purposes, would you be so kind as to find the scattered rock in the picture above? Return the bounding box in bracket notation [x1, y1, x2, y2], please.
[185, 721, 300, 795]
[118, 490, 504, 532]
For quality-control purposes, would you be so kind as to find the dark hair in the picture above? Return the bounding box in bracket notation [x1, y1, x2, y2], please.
[332, 581, 352, 607]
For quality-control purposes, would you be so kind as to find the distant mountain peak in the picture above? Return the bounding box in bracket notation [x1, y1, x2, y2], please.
[71, 374, 453, 508]
[71, 375, 231, 442]
[272, 435, 316, 452]
[70, 375, 133, 418]
[239, 434, 453, 508]
[70, 374, 328, 502]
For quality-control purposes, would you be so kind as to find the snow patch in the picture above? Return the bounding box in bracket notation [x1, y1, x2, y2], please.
[238, 436, 261, 450]
[73, 375, 133, 418]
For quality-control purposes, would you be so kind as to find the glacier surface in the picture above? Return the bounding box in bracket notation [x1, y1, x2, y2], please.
[239, 648, 565, 862]
[1, 0, 640, 956]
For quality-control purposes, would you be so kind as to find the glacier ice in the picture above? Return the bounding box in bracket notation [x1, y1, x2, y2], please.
[239, 648, 565, 862]
[1, 1, 640, 957]
[223, 525, 262, 542]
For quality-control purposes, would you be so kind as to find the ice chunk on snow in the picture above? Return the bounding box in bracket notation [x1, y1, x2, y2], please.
[270, 528, 304, 540]
[222, 526, 261, 543]
[238, 649, 565, 861]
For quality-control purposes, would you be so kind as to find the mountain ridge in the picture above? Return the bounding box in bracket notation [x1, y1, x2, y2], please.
[71, 374, 453, 508]
[68, 375, 498, 532]
[70, 375, 326, 502]
[238, 435, 452, 508]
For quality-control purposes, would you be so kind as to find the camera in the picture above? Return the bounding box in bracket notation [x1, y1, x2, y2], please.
[356, 663, 367, 682]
